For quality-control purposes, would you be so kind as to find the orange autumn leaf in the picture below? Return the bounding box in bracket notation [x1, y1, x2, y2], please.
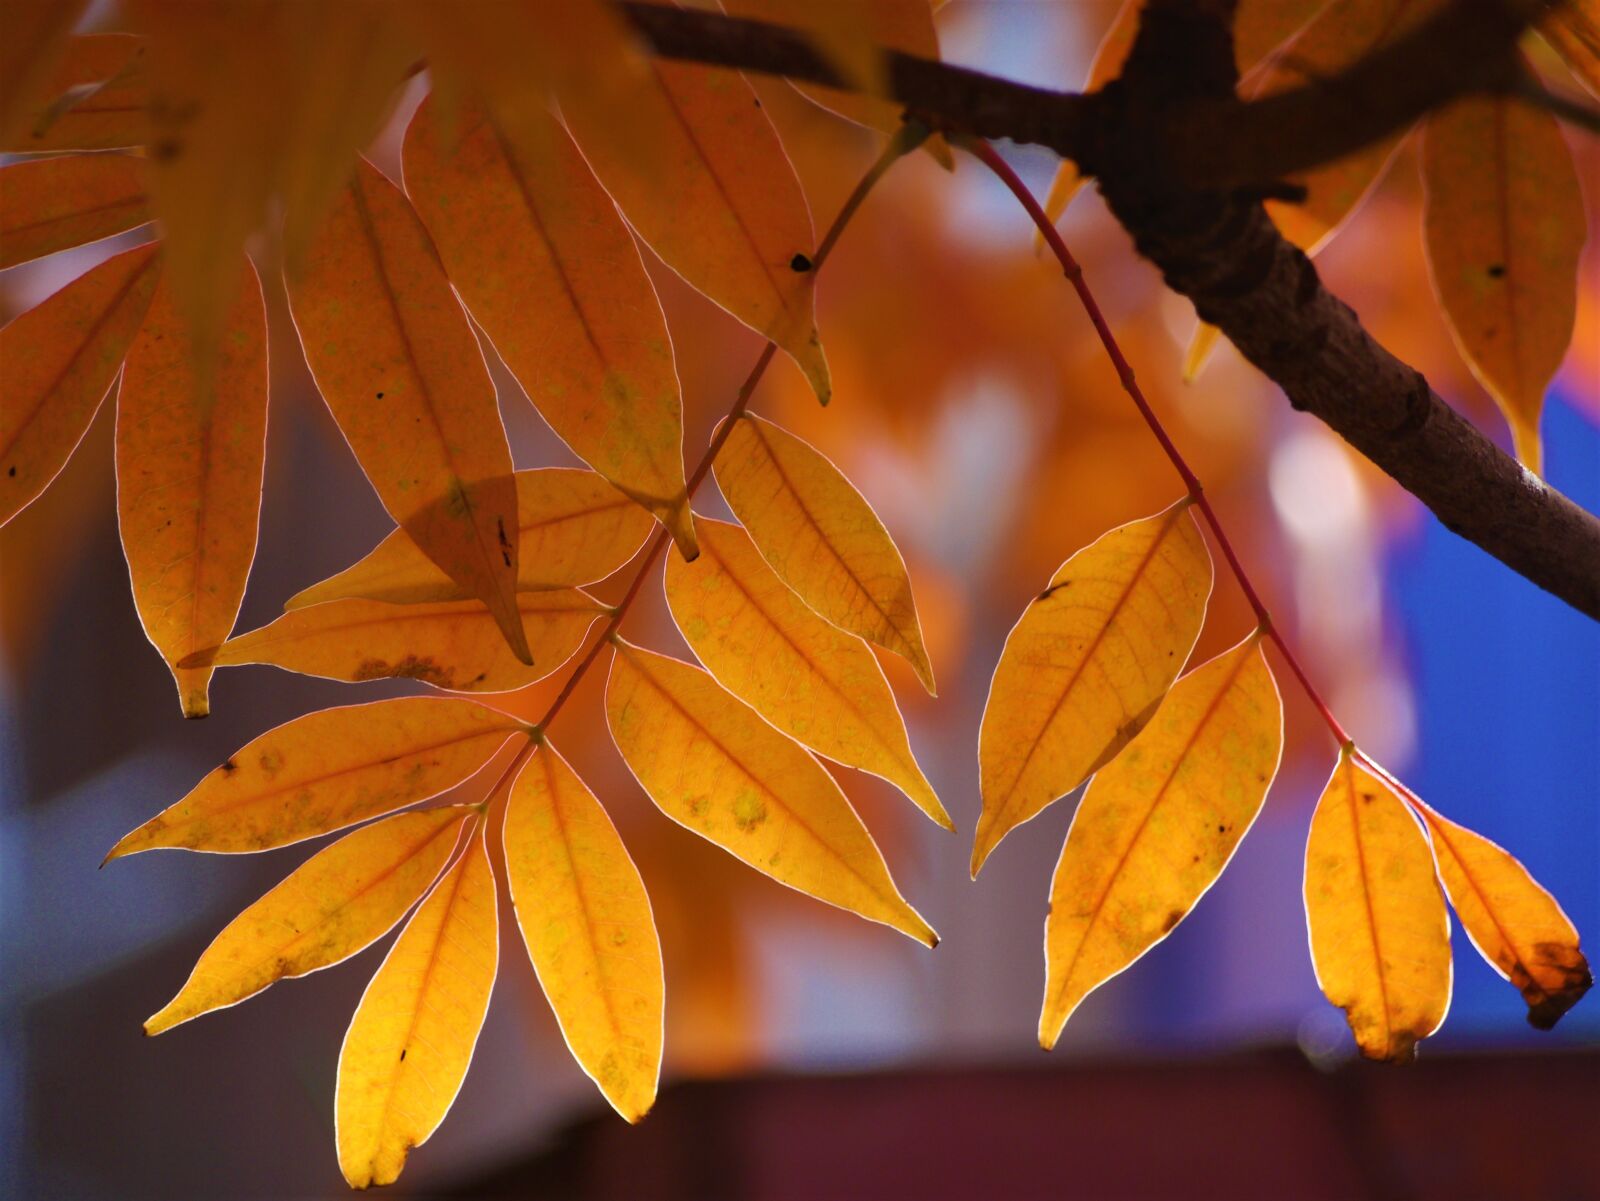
[193, 590, 610, 693]
[1039, 634, 1282, 1047]
[0, 153, 150, 270]
[336, 823, 498, 1189]
[714, 413, 935, 692]
[504, 740, 664, 1123]
[116, 259, 268, 718]
[606, 640, 936, 946]
[665, 517, 950, 829]
[1410, 795, 1592, 1029]
[1182, 322, 1224, 383]
[0, 241, 161, 526]
[402, 94, 696, 552]
[975, 500, 1213, 875]
[106, 697, 525, 858]
[286, 157, 529, 662]
[1539, 0, 1600, 99]
[0, 33, 150, 153]
[1040, 0, 1139, 229]
[560, 49, 830, 403]
[145, 806, 471, 1036]
[1304, 750, 1453, 1062]
[287, 468, 655, 610]
[1422, 87, 1587, 472]
[0, 0, 85, 147]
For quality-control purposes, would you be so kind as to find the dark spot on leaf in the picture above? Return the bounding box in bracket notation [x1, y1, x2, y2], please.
[1487, 263, 1506, 279]
[1039, 580, 1072, 601]
[221, 759, 237, 774]
[7, 466, 14, 477]
[790, 253, 813, 272]
[399, 1048, 407, 1062]
[376, 391, 384, 399]
[152, 137, 181, 162]
[1161, 909, 1184, 933]
[353, 656, 456, 688]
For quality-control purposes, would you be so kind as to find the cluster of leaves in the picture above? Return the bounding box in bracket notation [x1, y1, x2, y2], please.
[1053, 0, 1594, 472]
[0, 0, 1593, 1192]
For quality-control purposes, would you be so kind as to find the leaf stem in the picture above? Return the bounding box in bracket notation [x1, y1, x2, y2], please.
[965, 138, 1352, 748]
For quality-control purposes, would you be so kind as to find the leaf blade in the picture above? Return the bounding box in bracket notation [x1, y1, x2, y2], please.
[0, 153, 150, 270]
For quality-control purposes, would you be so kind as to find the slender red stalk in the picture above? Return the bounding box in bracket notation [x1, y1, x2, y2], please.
[967, 138, 1352, 748]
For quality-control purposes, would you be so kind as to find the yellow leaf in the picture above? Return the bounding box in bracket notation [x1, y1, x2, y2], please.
[116, 259, 267, 719]
[1422, 87, 1586, 473]
[1181, 322, 1223, 384]
[1304, 750, 1453, 1062]
[665, 517, 950, 829]
[402, 94, 696, 553]
[606, 640, 936, 946]
[145, 807, 470, 1036]
[1041, 634, 1281, 1048]
[193, 590, 610, 693]
[0, 0, 86, 147]
[106, 697, 524, 858]
[714, 414, 934, 692]
[0, 153, 150, 270]
[1039, 0, 1138, 232]
[286, 157, 530, 662]
[0, 33, 150, 153]
[1412, 795, 1592, 1029]
[504, 740, 663, 1123]
[337, 823, 498, 1189]
[975, 500, 1212, 876]
[1539, 0, 1600, 99]
[0, 241, 161, 527]
[560, 51, 831, 403]
[286, 468, 654, 610]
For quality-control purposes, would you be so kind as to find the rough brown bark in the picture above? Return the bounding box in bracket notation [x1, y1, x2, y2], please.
[618, 0, 1600, 621]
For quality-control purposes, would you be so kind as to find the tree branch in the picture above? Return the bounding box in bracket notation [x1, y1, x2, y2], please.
[616, 0, 1600, 620]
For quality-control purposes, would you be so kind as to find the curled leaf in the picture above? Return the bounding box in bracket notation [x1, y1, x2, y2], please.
[337, 824, 498, 1189]
[715, 414, 934, 692]
[505, 741, 663, 1123]
[145, 807, 469, 1035]
[976, 500, 1212, 875]
[106, 697, 524, 857]
[1040, 634, 1281, 1047]
[606, 640, 936, 946]
[1304, 750, 1453, 1062]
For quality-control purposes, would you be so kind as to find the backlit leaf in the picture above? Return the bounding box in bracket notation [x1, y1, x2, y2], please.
[287, 468, 654, 610]
[0, 153, 150, 270]
[1539, 0, 1600, 99]
[1040, 0, 1138, 229]
[106, 697, 524, 858]
[1182, 322, 1223, 383]
[116, 259, 267, 719]
[714, 414, 934, 692]
[402, 94, 696, 552]
[1040, 634, 1281, 1048]
[0, 33, 150, 152]
[1412, 795, 1592, 1029]
[1422, 88, 1586, 472]
[504, 740, 663, 1123]
[606, 640, 936, 946]
[337, 823, 498, 1189]
[0, 241, 161, 527]
[144, 807, 469, 1036]
[560, 50, 831, 403]
[975, 500, 1212, 875]
[0, 0, 86, 147]
[666, 517, 950, 829]
[1304, 750, 1453, 1062]
[287, 157, 530, 662]
[193, 591, 609, 693]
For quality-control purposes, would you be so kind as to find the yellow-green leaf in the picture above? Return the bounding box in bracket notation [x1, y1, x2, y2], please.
[975, 500, 1212, 876]
[666, 517, 949, 829]
[105, 697, 524, 857]
[1041, 634, 1281, 1048]
[403, 94, 696, 553]
[1, 241, 161, 527]
[1304, 749, 1453, 1062]
[193, 591, 609, 693]
[606, 640, 936, 946]
[116, 258, 267, 718]
[1412, 795, 1592, 1029]
[505, 740, 663, 1123]
[145, 807, 469, 1036]
[286, 468, 655, 610]
[714, 414, 934, 692]
[1422, 88, 1586, 473]
[287, 156, 530, 661]
[0, 153, 149, 270]
[337, 823, 498, 1189]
